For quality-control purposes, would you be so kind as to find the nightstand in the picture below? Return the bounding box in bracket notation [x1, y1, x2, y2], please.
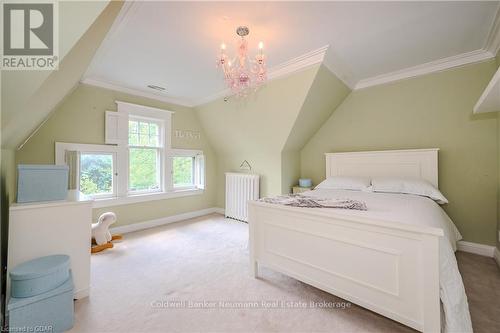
[292, 186, 312, 194]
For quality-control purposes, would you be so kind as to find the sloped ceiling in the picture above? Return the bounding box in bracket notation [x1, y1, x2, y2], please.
[1, 0, 120, 149]
[1, 1, 110, 127]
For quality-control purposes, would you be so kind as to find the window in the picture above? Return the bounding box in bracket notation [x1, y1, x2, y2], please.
[128, 118, 162, 193]
[55, 101, 205, 207]
[170, 149, 205, 190]
[173, 156, 194, 188]
[79, 152, 115, 197]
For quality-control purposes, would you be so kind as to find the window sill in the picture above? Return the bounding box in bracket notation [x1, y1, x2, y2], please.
[92, 188, 204, 208]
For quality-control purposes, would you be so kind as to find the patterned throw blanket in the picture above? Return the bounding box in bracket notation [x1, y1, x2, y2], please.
[260, 194, 367, 211]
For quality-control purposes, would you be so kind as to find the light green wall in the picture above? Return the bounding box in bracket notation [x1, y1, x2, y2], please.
[497, 112, 500, 250]
[196, 66, 320, 206]
[281, 65, 351, 193]
[496, 51, 500, 250]
[0, 149, 16, 203]
[301, 60, 498, 245]
[281, 150, 301, 194]
[16, 84, 217, 227]
[216, 153, 282, 206]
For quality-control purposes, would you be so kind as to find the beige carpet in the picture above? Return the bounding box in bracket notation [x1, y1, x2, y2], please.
[71, 214, 499, 333]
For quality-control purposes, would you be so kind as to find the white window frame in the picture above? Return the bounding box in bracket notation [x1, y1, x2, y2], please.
[168, 149, 204, 191]
[127, 116, 164, 195]
[116, 101, 172, 196]
[54, 101, 205, 208]
[55, 143, 119, 199]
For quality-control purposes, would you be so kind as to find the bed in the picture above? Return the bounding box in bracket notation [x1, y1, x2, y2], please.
[248, 149, 471, 333]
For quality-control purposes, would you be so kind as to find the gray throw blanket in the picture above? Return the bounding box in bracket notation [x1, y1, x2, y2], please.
[260, 194, 367, 210]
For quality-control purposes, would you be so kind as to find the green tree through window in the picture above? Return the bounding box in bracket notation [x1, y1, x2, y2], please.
[79, 153, 113, 195]
[128, 118, 161, 192]
[173, 156, 194, 187]
[129, 148, 159, 191]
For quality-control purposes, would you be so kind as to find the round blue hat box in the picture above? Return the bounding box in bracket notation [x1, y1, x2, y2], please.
[10, 255, 70, 298]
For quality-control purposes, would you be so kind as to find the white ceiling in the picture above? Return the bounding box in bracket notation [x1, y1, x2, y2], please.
[83, 1, 499, 106]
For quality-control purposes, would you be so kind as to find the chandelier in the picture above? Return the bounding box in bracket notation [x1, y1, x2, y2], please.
[216, 26, 267, 97]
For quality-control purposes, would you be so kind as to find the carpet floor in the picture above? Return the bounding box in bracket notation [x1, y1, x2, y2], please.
[71, 214, 500, 333]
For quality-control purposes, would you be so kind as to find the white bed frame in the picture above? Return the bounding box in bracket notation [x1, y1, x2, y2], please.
[248, 149, 443, 332]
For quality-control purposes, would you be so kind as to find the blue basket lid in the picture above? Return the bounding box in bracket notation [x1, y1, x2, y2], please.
[10, 255, 70, 281]
[8, 272, 74, 310]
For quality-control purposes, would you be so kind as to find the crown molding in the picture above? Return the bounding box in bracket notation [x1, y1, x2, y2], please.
[485, 3, 500, 56]
[81, 78, 196, 107]
[354, 49, 494, 90]
[268, 45, 328, 80]
[354, 4, 500, 91]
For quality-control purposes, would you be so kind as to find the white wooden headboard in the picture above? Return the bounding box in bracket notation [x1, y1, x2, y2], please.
[325, 148, 439, 188]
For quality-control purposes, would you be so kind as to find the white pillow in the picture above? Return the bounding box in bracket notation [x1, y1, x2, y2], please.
[371, 178, 448, 204]
[315, 176, 371, 191]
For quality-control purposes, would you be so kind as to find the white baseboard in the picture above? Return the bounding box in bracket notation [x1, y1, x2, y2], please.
[110, 207, 221, 234]
[457, 240, 495, 257]
[214, 207, 225, 215]
[494, 247, 500, 268]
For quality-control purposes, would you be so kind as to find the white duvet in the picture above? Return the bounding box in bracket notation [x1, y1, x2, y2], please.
[301, 189, 472, 333]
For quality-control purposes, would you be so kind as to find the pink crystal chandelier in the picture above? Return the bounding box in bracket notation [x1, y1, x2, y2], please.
[217, 26, 267, 97]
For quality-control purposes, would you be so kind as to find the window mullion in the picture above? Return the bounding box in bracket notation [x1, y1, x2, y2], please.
[116, 146, 128, 197]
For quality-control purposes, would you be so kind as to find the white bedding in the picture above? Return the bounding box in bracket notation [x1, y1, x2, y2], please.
[301, 189, 472, 333]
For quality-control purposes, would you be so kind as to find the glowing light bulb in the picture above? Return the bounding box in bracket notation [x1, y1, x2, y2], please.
[221, 43, 226, 50]
[258, 41, 264, 50]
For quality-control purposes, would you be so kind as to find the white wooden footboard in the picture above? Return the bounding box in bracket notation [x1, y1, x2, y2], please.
[248, 201, 443, 332]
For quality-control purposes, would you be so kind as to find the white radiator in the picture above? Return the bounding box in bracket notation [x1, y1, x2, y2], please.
[225, 173, 260, 222]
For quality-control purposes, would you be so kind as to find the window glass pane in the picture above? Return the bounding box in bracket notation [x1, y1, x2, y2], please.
[129, 133, 138, 146]
[79, 153, 113, 196]
[129, 120, 138, 134]
[129, 119, 160, 147]
[139, 134, 150, 146]
[150, 123, 158, 136]
[129, 148, 159, 191]
[128, 120, 139, 145]
[139, 122, 149, 135]
[149, 135, 159, 147]
[173, 156, 194, 187]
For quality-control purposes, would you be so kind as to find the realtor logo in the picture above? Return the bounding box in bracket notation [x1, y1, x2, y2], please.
[2, 1, 58, 70]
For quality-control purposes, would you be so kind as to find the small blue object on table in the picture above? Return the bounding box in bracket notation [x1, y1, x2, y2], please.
[299, 178, 312, 188]
[8, 255, 74, 333]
